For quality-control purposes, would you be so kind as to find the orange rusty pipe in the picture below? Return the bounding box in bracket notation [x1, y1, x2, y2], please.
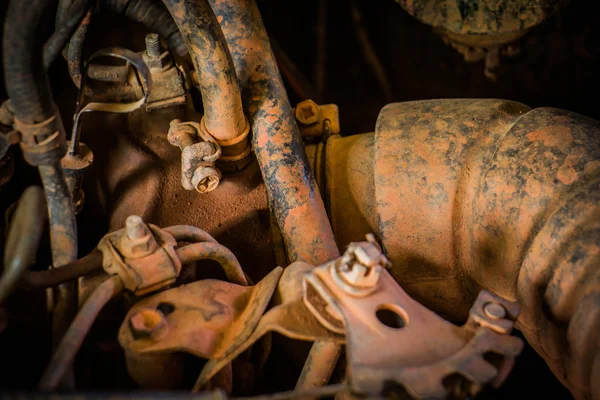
[208, 0, 342, 389]
[163, 225, 217, 244]
[161, 0, 247, 145]
[176, 242, 247, 286]
[324, 99, 600, 399]
[23, 250, 103, 289]
[38, 275, 124, 391]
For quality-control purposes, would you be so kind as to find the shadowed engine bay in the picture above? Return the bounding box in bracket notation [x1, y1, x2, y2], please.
[0, 0, 598, 398]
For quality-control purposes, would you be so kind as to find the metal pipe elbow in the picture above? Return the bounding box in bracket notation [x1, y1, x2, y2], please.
[325, 99, 600, 399]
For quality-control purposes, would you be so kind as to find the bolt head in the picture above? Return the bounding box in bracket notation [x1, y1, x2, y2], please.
[339, 262, 382, 289]
[121, 216, 157, 257]
[484, 302, 507, 320]
[192, 166, 221, 193]
[129, 308, 168, 340]
[295, 100, 320, 125]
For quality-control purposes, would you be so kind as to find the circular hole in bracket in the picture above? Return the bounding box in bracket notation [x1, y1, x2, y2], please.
[376, 304, 407, 329]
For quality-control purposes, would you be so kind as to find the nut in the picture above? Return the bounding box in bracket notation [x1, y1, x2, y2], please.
[120, 215, 157, 257]
[192, 166, 221, 193]
[339, 262, 382, 289]
[295, 99, 320, 125]
[142, 50, 172, 71]
[129, 308, 168, 340]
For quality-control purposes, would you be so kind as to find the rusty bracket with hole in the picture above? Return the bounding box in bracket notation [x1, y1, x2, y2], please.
[97, 217, 181, 296]
[303, 235, 524, 399]
[118, 267, 283, 388]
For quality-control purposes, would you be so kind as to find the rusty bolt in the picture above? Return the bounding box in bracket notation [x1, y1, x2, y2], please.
[339, 262, 382, 289]
[167, 120, 196, 150]
[145, 33, 162, 58]
[122, 215, 157, 257]
[126, 215, 146, 240]
[192, 166, 221, 193]
[295, 100, 320, 125]
[129, 308, 168, 340]
[483, 302, 507, 320]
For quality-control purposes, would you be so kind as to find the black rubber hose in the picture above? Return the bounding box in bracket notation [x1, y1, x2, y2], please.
[3, 0, 56, 124]
[43, 0, 92, 69]
[104, 0, 187, 56]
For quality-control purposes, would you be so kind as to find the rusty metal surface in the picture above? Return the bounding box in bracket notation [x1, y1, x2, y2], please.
[119, 267, 282, 389]
[193, 262, 344, 392]
[304, 238, 523, 398]
[194, 0, 344, 386]
[39, 275, 124, 391]
[23, 251, 103, 289]
[167, 120, 222, 193]
[208, 0, 339, 266]
[395, 0, 569, 35]
[98, 217, 181, 296]
[293, 101, 340, 139]
[176, 242, 247, 286]
[324, 99, 600, 399]
[161, 0, 247, 144]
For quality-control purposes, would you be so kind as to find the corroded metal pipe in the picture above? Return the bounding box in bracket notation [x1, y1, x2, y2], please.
[161, 0, 247, 145]
[208, 0, 342, 389]
[23, 251, 103, 289]
[324, 99, 600, 399]
[176, 242, 247, 286]
[163, 225, 217, 243]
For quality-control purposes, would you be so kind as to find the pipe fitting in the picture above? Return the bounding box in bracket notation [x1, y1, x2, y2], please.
[200, 116, 251, 167]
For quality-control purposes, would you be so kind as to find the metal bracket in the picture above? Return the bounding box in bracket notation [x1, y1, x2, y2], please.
[303, 236, 524, 399]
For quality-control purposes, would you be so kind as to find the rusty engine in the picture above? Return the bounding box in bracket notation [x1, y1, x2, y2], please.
[0, 0, 598, 399]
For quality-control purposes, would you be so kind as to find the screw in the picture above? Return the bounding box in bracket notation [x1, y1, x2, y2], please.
[129, 308, 168, 340]
[192, 166, 221, 193]
[483, 302, 506, 320]
[167, 120, 196, 150]
[145, 33, 162, 58]
[126, 215, 146, 240]
[295, 100, 320, 125]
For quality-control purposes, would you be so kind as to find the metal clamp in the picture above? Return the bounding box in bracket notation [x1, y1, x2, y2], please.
[14, 111, 68, 166]
[168, 119, 222, 193]
[303, 235, 524, 399]
[97, 215, 181, 296]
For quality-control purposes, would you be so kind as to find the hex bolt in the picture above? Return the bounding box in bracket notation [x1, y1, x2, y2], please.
[145, 33, 162, 58]
[295, 99, 320, 125]
[129, 308, 168, 340]
[192, 166, 221, 193]
[126, 215, 146, 240]
[483, 302, 506, 320]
